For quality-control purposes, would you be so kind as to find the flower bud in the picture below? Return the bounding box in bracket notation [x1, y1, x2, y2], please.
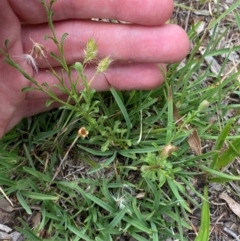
[198, 100, 209, 112]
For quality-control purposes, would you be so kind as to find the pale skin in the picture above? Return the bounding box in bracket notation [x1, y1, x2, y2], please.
[0, 0, 190, 139]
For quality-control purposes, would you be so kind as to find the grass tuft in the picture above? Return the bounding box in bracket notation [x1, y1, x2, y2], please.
[0, 0, 240, 240]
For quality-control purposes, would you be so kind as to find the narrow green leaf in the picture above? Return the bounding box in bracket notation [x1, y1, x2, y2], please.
[211, 118, 235, 169]
[167, 179, 191, 213]
[53, 84, 69, 94]
[17, 190, 32, 215]
[21, 191, 58, 200]
[0, 176, 16, 187]
[194, 186, 210, 241]
[101, 178, 114, 205]
[166, 86, 174, 143]
[110, 87, 132, 137]
[123, 216, 152, 234]
[23, 167, 51, 182]
[108, 207, 128, 229]
[16, 218, 42, 241]
[23, 144, 35, 169]
[150, 222, 159, 241]
[132, 199, 147, 226]
[209, 177, 238, 183]
[214, 138, 240, 170]
[68, 225, 92, 241]
[87, 151, 116, 174]
[85, 193, 114, 213]
[21, 87, 40, 92]
[130, 233, 149, 241]
[209, 0, 240, 28]
[45, 35, 58, 44]
[60, 33, 68, 52]
[234, 10, 240, 30]
[206, 46, 240, 57]
[33, 128, 60, 141]
[201, 165, 240, 181]
[4, 39, 9, 49]
[50, 51, 64, 66]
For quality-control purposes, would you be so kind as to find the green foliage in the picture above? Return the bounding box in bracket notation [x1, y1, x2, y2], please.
[194, 186, 210, 241]
[0, 0, 240, 240]
[140, 152, 174, 187]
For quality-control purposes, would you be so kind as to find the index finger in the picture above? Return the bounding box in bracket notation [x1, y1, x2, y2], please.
[9, 0, 174, 25]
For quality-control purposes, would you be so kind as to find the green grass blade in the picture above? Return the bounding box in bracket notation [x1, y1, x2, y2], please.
[123, 216, 152, 234]
[108, 207, 129, 229]
[167, 179, 191, 213]
[85, 193, 114, 213]
[194, 186, 210, 241]
[87, 152, 116, 174]
[110, 87, 132, 137]
[201, 165, 240, 181]
[16, 218, 42, 241]
[68, 225, 92, 241]
[16, 190, 32, 215]
[166, 84, 174, 143]
[234, 9, 240, 29]
[21, 191, 58, 200]
[150, 222, 159, 241]
[211, 118, 235, 169]
[209, 0, 240, 28]
[214, 138, 240, 170]
[130, 233, 149, 241]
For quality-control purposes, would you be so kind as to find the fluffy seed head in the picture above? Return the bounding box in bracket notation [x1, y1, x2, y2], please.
[19, 54, 38, 73]
[84, 38, 98, 62]
[96, 56, 112, 73]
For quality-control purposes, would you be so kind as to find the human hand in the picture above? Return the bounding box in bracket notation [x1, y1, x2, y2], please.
[0, 0, 189, 138]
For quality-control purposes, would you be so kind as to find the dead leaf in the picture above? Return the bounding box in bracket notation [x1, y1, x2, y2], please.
[31, 212, 42, 229]
[187, 128, 202, 155]
[173, 104, 202, 155]
[160, 144, 178, 158]
[219, 192, 240, 218]
[173, 104, 184, 127]
[136, 192, 145, 199]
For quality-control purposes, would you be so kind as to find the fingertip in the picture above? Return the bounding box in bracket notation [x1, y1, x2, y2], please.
[164, 25, 190, 63]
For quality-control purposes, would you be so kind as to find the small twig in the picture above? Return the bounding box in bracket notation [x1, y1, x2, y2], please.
[223, 226, 240, 241]
[47, 135, 80, 188]
[0, 187, 13, 206]
[47, 127, 88, 188]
